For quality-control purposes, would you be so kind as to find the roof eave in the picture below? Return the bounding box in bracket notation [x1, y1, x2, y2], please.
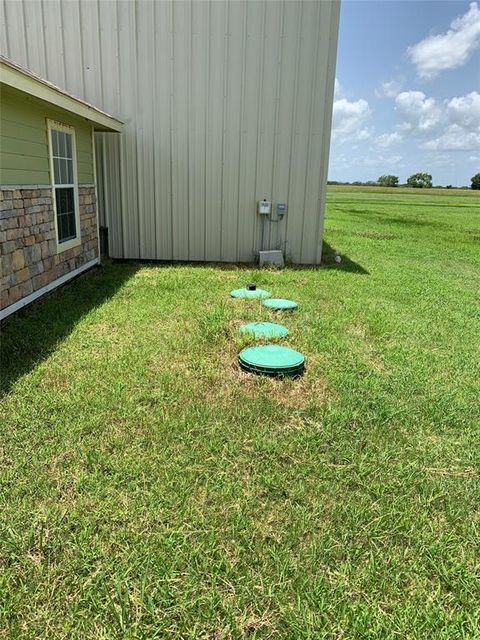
[0, 58, 123, 133]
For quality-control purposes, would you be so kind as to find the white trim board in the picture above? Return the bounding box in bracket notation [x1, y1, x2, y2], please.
[0, 185, 52, 190]
[0, 258, 99, 321]
[91, 127, 101, 260]
[0, 184, 96, 190]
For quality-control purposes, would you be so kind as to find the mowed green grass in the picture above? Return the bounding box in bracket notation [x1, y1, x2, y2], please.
[1, 186, 479, 639]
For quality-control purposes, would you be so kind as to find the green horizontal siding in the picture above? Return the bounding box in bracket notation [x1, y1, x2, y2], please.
[76, 135, 94, 154]
[1, 118, 47, 144]
[0, 152, 48, 172]
[0, 86, 94, 185]
[1, 136, 47, 158]
[0, 168, 50, 185]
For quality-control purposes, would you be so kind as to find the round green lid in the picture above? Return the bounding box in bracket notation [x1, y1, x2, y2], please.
[262, 298, 298, 310]
[239, 345, 305, 377]
[230, 288, 271, 299]
[238, 322, 289, 338]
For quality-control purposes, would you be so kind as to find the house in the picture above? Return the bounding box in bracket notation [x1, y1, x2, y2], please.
[1, 0, 340, 267]
[0, 56, 123, 320]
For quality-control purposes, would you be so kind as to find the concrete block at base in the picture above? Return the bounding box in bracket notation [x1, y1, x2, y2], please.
[259, 250, 285, 268]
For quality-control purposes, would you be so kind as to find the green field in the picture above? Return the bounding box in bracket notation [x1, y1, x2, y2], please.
[1, 186, 479, 638]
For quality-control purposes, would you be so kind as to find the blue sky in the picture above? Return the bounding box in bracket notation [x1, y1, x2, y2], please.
[329, 0, 480, 186]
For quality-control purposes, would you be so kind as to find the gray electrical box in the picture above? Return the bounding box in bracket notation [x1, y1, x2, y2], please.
[277, 203, 287, 218]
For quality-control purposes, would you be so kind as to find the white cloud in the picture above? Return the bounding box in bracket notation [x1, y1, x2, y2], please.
[422, 124, 480, 151]
[375, 77, 404, 98]
[332, 97, 372, 142]
[424, 152, 455, 168]
[376, 132, 403, 147]
[395, 91, 442, 133]
[420, 91, 480, 151]
[356, 128, 372, 141]
[370, 89, 480, 152]
[407, 2, 480, 79]
[446, 91, 480, 130]
[358, 154, 404, 168]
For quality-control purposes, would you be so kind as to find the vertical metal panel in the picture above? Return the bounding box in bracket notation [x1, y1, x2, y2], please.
[237, 1, 264, 262]
[1, 0, 340, 264]
[79, 0, 103, 104]
[204, 0, 225, 261]
[40, 0, 67, 89]
[300, 0, 324, 264]
[3, 1, 28, 73]
[257, 0, 283, 255]
[221, 0, 244, 261]
[189, 0, 208, 261]
[271, 0, 300, 257]
[171, 0, 190, 261]
[0, 4, 8, 59]
[97, 0, 120, 117]
[136, 0, 156, 259]
[23, 1, 47, 75]
[285, 0, 318, 264]
[117, 0, 140, 258]
[153, 0, 173, 261]
[60, 1, 84, 96]
[315, 0, 341, 264]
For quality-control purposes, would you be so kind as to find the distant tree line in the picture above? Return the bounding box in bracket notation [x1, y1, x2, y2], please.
[328, 172, 479, 190]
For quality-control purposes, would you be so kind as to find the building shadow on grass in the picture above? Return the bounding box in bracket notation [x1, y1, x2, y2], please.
[149, 241, 369, 275]
[318, 241, 369, 274]
[0, 262, 138, 395]
[116, 240, 369, 276]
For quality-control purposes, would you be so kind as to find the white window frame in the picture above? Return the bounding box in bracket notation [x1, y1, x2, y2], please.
[47, 119, 81, 253]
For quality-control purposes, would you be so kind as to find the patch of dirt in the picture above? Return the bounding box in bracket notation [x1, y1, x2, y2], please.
[348, 323, 387, 373]
[353, 230, 399, 240]
[204, 342, 331, 410]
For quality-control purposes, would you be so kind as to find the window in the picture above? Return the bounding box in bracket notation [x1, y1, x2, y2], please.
[48, 121, 80, 250]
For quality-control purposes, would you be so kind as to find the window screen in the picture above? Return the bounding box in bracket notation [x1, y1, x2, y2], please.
[50, 128, 77, 243]
[55, 188, 76, 243]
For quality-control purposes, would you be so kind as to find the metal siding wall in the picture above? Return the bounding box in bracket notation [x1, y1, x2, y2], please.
[189, 0, 207, 261]
[205, 1, 225, 261]
[316, 0, 341, 264]
[1, 0, 339, 264]
[171, 0, 190, 261]
[237, 2, 264, 262]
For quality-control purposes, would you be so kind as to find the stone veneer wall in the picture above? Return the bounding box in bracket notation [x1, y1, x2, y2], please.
[0, 186, 98, 312]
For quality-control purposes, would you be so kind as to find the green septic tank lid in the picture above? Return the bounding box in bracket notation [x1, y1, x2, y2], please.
[262, 298, 298, 310]
[230, 288, 271, 299]
[238, 321, 289, 338]
[239, 345, 305, 377]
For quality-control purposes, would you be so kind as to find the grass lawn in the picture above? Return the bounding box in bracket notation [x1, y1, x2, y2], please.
[1, 186, 479, 639]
